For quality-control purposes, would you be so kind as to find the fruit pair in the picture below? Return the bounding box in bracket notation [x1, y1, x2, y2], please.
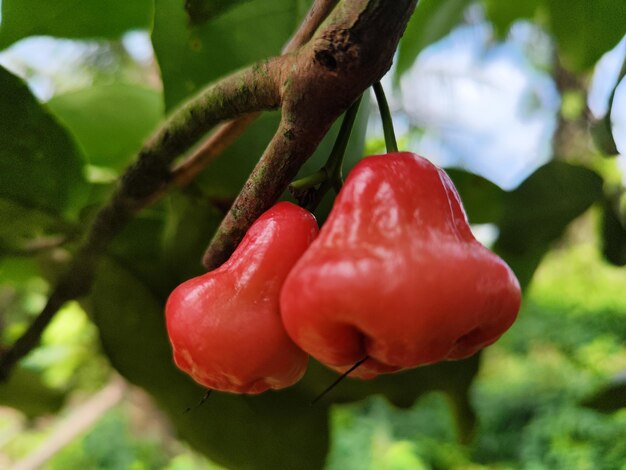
[165, 153, 521, 393]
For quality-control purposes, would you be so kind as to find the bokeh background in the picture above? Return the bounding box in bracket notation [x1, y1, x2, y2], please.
[1, 1, 625, 468]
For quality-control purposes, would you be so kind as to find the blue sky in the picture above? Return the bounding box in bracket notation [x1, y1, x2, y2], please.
[393, 22, 625, 190]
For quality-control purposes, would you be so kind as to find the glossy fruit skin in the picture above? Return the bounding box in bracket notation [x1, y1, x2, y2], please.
[166, 202, 318, 394]
[280, 152, 521, 379]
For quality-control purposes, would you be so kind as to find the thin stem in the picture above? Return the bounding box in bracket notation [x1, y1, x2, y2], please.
[288, 96, 362, 211]
[373, 81, 398, 153]
[325, 95, 362, 186]
[282, 0, 340, 54]
[289, 169, 328, 192]
[184, 389, 212, 413]
[311, 357, 368, 405]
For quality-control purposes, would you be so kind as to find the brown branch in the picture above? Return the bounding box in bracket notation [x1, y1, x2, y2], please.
[0, 62, 282, 380]
[203, 0, 419, 269]
[282, 0, 340, 54]
[168, 0, 340, 191]
[11, 376, 126, 470]
[0, 0, 345, 381]
[170, 114, 260, 188]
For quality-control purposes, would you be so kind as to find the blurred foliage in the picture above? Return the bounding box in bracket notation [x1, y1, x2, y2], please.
[0, 0, 625, 468]
[47, 410, 168, 470]
[600, 188, 626, 266]
[0, 66, 88, 221]
[324, 241, 626, 470]
[0, 0, 153, 49]
[395, 0, 473, 81]
[0, 366, 64, 417]
[47, 84, 164, 173]
[152, 0, 307, 110]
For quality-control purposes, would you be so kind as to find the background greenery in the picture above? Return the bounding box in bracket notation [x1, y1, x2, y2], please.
[0, 0, 625, 468]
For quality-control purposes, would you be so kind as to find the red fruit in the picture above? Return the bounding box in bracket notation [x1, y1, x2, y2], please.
[280, 153, 521, 379]
[166, 202, 318, 394]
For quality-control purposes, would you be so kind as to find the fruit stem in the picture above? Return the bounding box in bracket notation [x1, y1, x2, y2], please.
[184, 389, 212, 413]
[325, 95, 362, 187]
[310, 356, 369, 405]
[373, 81, 398, 153]
[289, 95, 362, 211]
[288, 169, 328, 191]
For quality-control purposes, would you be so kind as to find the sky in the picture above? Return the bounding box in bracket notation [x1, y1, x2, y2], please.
[395, 22, 626, 190]
[0, 9, 624, 192]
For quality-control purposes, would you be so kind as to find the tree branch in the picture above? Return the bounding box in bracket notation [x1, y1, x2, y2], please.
[168, 0, 340, 190]
[282, 0, 339, 54]
[0, 0, 345, 381]
[202, 0, 419, 269]
[0, 61, 281, 378]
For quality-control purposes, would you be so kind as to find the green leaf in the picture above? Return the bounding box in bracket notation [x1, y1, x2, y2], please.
[482, 0, 541, 38]
[194, 112, 282, 198]
[582, 373, 626, 412]
[0, 198, 74, 254]
[88, 258, 329, 470]
[590, 113, 619, 157]
[184, 0, 254, 26]
[546, 0, 626, 72]
[107, 208, 172, 295]
[47, 84, 164, 172]
[195, 94, 368, 211]
[161, 191, 223, 282]
[495, 161, 603, 287]
[600, 190, 626, 266]
[152, 0, 306, 110]
[446, 169, 505, 225]
[300, 356, 480, 443]
[395, 0, 472, 82]
[0, 0, 154, 49]
[0, 366, 65, 417]
[0, 66, 88, 221]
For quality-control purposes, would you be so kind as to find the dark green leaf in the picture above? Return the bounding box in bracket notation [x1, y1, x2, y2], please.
[152, 0, 306, 110]
[161, 191, 223, 282]
[495, 161, 603, 287]
[395, 0, 472, 82]
[482, 0, 541, 38]
[600, 190, 626, 266]
[300, 356, 479, 443]
[88, 258, 329, 470]
[0, 0, 154, 49]
[446, 169, 505, 224]
[0, 256, 41, 285]
[546, 0, 626, 72]
[195, 94, 368, 211]
[184, 0, 254, 26]
[582, 372, 626, 412]
[194, 112, 282, 198]
[0, 198, 76, 254]
[47, 85, 164, 172]
[590, 113, 619, 157]
[0, 66, 88, 221]
[107, 207, 172, 295]
[0, 366, 65, 417]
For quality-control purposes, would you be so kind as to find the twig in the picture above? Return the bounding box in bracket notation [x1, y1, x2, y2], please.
[169, 0, 340, 191]
[170, 114, 260, 188]
[10, 376, 126, 470]
[202, 0, 419, 269]
[0, 0, 354, 381]
[0, 61, 281, 380]
[311, 357, 368, 405]
[282, 0, 340, 54]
